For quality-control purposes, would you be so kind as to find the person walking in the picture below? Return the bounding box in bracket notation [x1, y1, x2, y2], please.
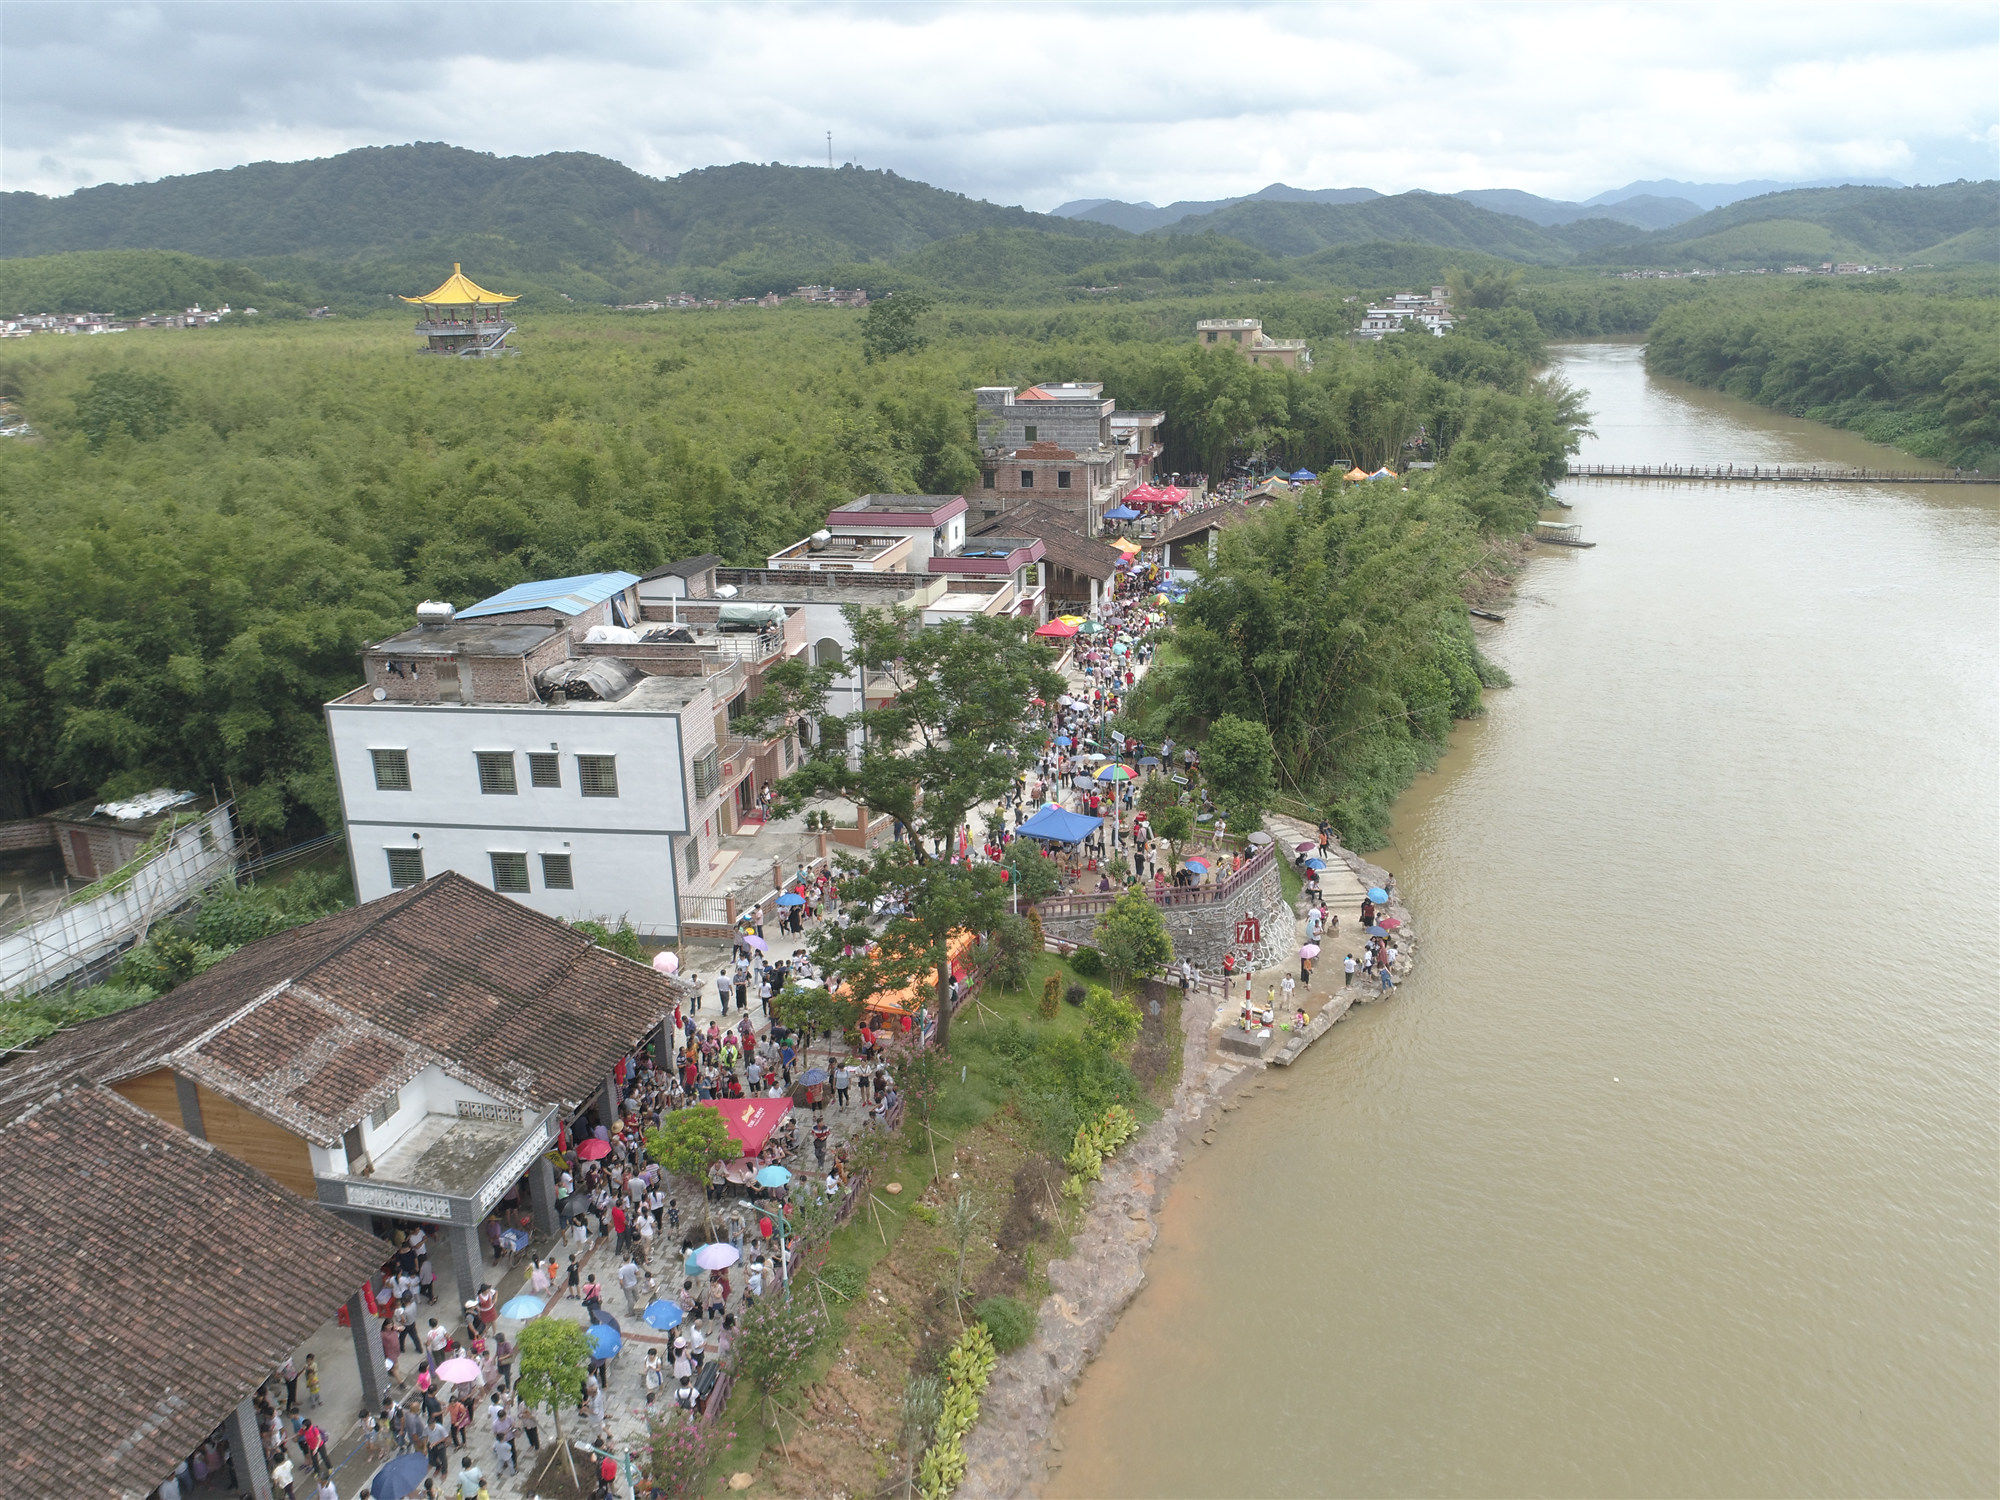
[834, 1063, 851, 1109]
[618, 1254, 642, 1314]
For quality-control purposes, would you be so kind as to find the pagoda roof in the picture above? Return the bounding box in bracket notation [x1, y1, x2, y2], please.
[401, 263, 518, 306]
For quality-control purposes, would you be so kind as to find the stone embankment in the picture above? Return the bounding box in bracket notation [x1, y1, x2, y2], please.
[957, 824, 1412, 1497]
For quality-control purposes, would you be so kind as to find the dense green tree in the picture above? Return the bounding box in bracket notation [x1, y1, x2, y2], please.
[1202, 715, 1277, 835]
[74, 369, 182, 447]
[862, 290, 935, 361]
[1090, 889, 1174, 996]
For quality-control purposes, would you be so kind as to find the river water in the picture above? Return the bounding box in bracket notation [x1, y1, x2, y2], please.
[1049, 343, 1999, 1498]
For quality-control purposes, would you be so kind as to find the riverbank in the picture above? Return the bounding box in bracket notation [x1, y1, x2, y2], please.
[1031, 341, 2000, 1498]
[958, 830, 1414, 1498]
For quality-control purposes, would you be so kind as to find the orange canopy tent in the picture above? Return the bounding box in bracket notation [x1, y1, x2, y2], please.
[839, 928, 981, 1019]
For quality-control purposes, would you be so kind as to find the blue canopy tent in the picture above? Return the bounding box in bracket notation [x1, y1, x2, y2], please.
[1102, 505, 1141, 521]
[1016, 805, 1104, 844]
[1290, 469, 1318, 482]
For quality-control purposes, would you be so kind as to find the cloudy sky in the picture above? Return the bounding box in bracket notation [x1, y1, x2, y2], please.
[4, 1, 1995, 207]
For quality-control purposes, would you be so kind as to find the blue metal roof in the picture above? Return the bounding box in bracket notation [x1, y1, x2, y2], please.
[458, 571, 641, 620]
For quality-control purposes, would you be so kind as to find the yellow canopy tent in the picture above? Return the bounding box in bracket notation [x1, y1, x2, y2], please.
[1112, 538, 1142, 554]
[401, 263, 519, 307]
[1344, 467, 1370, 482]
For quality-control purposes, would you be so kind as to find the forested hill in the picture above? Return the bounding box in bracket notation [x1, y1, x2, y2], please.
[1579, 181, 2000, 267]
[0, 143, 1125, 302]
[1146, 191, 1630, 264]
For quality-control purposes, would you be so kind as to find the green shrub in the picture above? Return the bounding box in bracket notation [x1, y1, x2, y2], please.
[1038, 974, 1061, 1021]
[1062, 982, 1086, 1008]
[975, 1295, 1035, 1353]
[1068, 946, 1103, 979]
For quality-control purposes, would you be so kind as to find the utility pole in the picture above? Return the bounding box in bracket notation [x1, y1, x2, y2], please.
[827, 131, 833, 169]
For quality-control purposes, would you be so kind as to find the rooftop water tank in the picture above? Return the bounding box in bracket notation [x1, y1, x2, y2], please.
[416, 600, 456, 626]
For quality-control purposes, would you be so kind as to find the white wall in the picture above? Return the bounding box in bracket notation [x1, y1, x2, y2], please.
[329, 701, 691, 934]
[308, 1063, 517, 1175]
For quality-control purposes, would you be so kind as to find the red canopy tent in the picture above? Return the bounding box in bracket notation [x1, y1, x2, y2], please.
[1034, 618, 1078, 637]
[703, 1098, 792, 1156]
[1124, 484, 1167, 507]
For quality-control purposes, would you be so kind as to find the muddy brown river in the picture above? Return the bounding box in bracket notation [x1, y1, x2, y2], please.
[1049, 343, 1999, 1498]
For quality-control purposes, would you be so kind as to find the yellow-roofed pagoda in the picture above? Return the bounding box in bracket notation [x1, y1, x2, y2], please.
[400, 263, 519, 356]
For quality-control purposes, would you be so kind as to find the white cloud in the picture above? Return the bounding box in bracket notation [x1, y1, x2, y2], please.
[2, 1, 1993, 203]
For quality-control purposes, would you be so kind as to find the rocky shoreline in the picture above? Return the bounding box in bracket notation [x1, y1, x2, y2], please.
[957, 837, 1409, 1498]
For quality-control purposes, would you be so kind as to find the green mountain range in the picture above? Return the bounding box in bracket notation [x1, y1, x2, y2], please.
[1578, 181, 1999, 266]
[1, 143, 1992, 312]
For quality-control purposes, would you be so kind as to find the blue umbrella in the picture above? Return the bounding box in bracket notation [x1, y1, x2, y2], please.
[371, 1453, 431, 1500]
[776, 891, 805, 907]
[498, 1294, 545, 1320]
[1137, 756, 1161, 767]
[586, 1323, 621, 1360]
[1365, 925, 1388, 937]
[800, 1067, 828, 1086]
[756, 1164, 792, 1187]
[1302, 858, 1327, 870]
[1367, 887, 1388, 903]
[1054, 735, 1072, 748]
[590, 1309, 620, 1332]
[644, 1299, 684, 1332]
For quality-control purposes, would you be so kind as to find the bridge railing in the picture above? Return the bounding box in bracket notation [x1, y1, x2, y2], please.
[1566, 462, 1983, 483]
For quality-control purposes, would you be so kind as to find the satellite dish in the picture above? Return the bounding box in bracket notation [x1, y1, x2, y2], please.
[372, 687, 388, 701]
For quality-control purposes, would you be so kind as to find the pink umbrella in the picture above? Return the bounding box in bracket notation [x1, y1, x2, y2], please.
[737, 933, 768, 952]
[436, 1356, 482, 1386]
[651, 950, 679, 976]
[1299, 944, 1320, 958]
[576, 1137, 611, 1161]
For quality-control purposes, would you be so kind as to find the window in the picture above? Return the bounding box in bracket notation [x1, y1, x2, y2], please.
[475, 751, 517, 795]
[981, 470, 996, 489]
[371, 748, 411, 791]
[1057, 469, 1072, 489]
[1023, 424, 1037, 442]
[385, 848, 425, 889]
[367, 1088, 401, 1131]
[726, 692, 747, 727]
[1020, 469, 1035, 488]
[489, 851, 530, 893]
[1205, 330, 1217, 342]
[527, 752, 560, 788]
[692, 747, 720, 800]
[577, 755, 619, 798]
[541, 852, 573, 890]
[783, 734, 794, 769]
[683, 838, 701, 882]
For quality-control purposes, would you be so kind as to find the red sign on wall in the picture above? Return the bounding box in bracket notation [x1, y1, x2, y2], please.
[1235, 914, 1261, 946]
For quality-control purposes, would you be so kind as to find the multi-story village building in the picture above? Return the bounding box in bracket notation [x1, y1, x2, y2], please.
[327, 498, 1047, 939]
[1194, 317, 1313, 370]
[1357, 288, 1455, 340]
[971, 383, 1163, 534]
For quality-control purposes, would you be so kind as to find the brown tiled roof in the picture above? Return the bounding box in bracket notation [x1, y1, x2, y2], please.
[0, 894, 414, 1116]
[1159, 501, 1254, 547]
[971, 503, 1121, 581]
[0, 873, 693, 1145]
[0, 1087, 386, 1500]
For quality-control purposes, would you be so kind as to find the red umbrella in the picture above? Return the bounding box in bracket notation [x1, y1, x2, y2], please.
[576, 1137, 611, 1161]
[1379, 917, 1402, 930]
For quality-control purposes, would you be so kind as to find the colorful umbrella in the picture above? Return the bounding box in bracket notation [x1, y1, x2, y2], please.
[1294, 841, 1317, 852]
[1053, 735, 1072, 747]
[1095, 764, 1135, 782]
[1183, 858, 1210, 872]
[1379, 917, 1402, 930]
[800, 1067, 828, 1086]
[585, 1323, 621, 1360]
[1137, 756, 1162, 767]
[644, 1299, 684, 1331]
[695, 1243, 740, 1270]
[1365, 925, 1388, 937]
[499, 1294, 545, 1320]
[575, 1138, 610, 1161]
[1367, 887, 1388, 903]
[1299, 943, 1321, 958]
[775, 891, 805, 907]
[435, 1356, 482, 1385]
[1079, 621, 1107, 635]
[1303, 858, 1327, 870]
[651, 950, 679, 976]
[756, 1164, 792, 1187]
